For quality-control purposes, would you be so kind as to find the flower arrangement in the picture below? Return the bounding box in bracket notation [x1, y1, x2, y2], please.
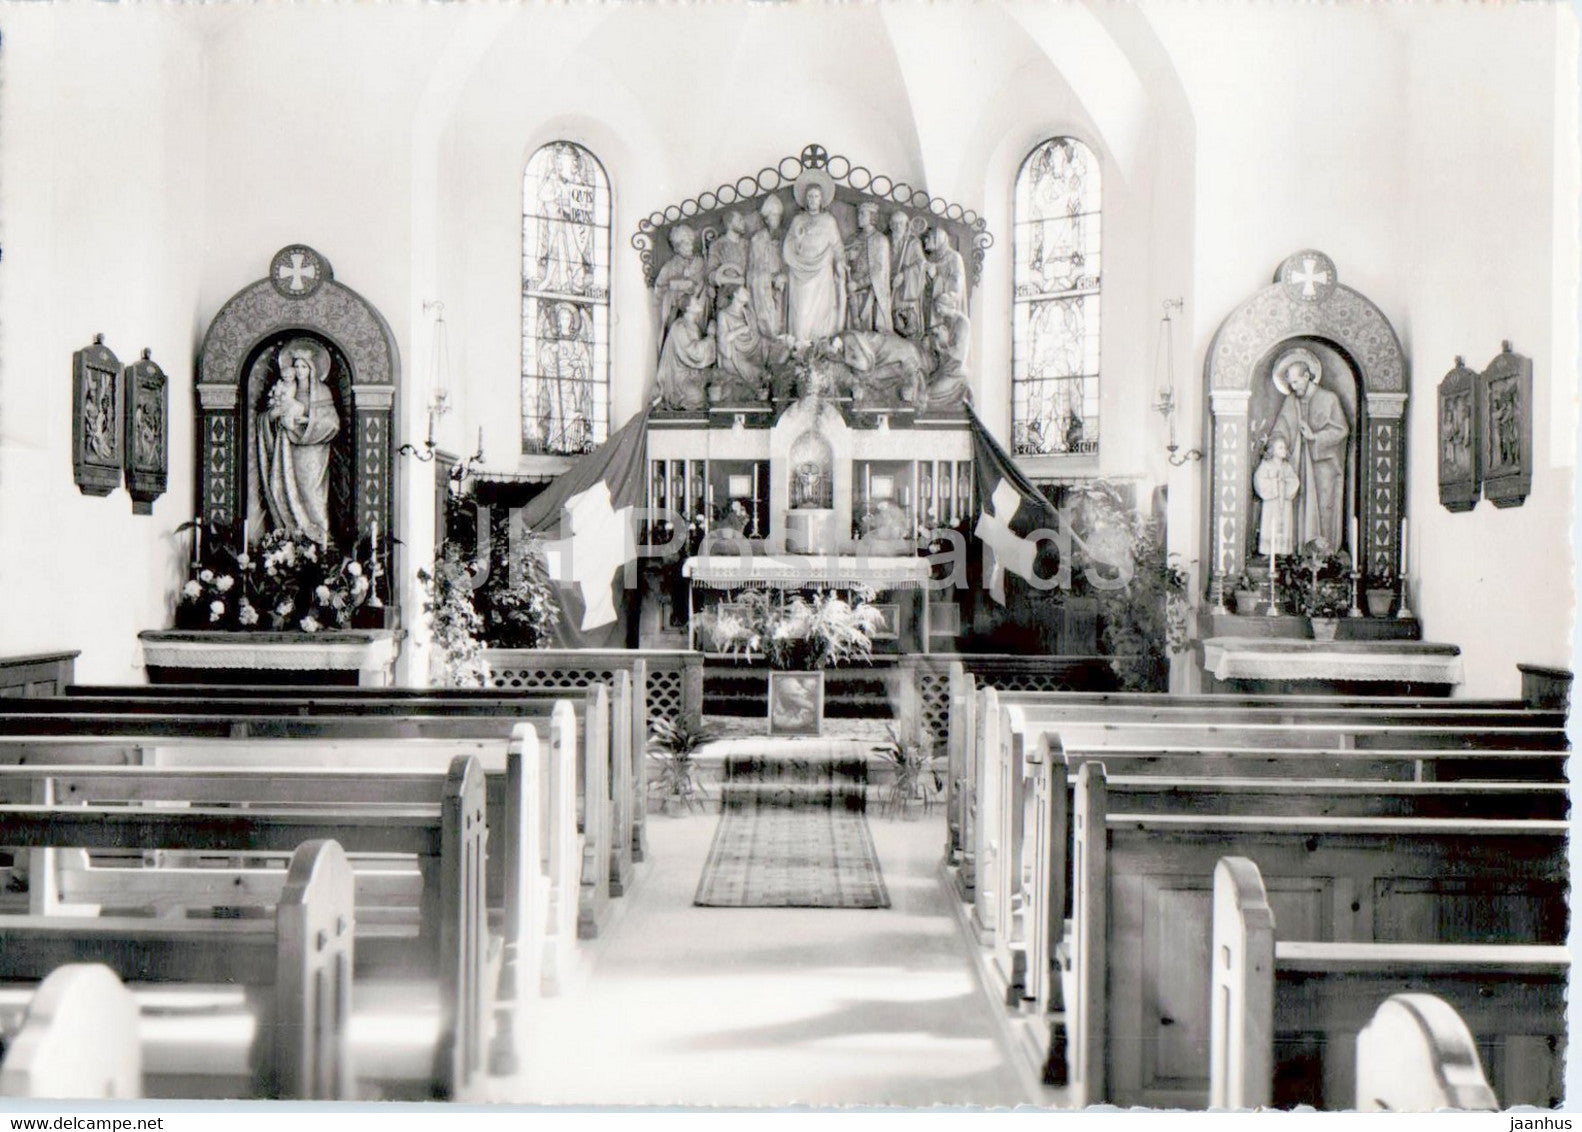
[1277, 539, 1353, 618]
[417, 543, 489, 687]
[698, 587, 886, 671]
[174, 521, 379, 633]
[476, 536, 561, 649]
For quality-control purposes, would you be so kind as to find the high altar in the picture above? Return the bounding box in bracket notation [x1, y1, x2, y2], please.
[632, 145, 993, 655]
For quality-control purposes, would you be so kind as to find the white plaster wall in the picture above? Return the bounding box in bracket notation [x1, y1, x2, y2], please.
[0, 6, 208, 681]
[1399, 7, 1577, 697]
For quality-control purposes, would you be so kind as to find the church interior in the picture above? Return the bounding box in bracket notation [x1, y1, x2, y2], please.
[0, 0, 1575, 1111]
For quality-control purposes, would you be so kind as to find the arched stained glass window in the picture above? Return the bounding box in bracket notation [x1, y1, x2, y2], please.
[1012, 137, 1101, 457]
[522, 141, 610, 455]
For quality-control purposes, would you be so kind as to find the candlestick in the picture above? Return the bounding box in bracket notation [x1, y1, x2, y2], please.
[1266, 555, 1282, 617]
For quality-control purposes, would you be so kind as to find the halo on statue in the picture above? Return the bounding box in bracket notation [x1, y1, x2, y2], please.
[1271, 345, 1323, 394]
[279, 336, 331, 381]
[791, 167, 837, 210]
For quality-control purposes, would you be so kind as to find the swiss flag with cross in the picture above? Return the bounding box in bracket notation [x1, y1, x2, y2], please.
[517, 406, 653, 647]
[966, 408, 1064, 604]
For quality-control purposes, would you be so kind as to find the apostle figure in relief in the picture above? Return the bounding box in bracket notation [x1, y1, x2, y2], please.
[711, 284, 769, 403]
[844, 201, 892, 333]
[924, 295, 972, 410]
[747, 194, 788, 339]
[653, 224, 707, 352]
[782, 169, 846, 343]
[259, 337, 339, 546]
[655, 292, 715, 411]
[889, 211, 928, 339]
[925, 226, 967, 332]
[1254, 434, 1299, 558]
[1267, 347, 1350, 554]
[706, 210, 751, 316]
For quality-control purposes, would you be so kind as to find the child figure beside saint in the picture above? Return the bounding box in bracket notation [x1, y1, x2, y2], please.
[1254, 434, 1299, 559]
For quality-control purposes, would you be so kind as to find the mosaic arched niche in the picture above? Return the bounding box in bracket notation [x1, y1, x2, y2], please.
[1203, 250, 1408, 591]
[195, 245, 399, 556]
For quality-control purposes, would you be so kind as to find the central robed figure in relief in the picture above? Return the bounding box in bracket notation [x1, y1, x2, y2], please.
[782, 169, 847, 343]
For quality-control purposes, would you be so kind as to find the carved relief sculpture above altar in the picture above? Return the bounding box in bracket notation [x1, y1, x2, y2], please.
[636, 145, 991, 419]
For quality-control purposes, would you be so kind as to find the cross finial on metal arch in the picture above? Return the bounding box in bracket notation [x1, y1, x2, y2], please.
[800, 144, 829, 169]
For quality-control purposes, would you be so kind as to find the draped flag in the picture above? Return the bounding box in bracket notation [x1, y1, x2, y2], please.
[517, 406, 653, 648]
[965, 407, 1064, 604]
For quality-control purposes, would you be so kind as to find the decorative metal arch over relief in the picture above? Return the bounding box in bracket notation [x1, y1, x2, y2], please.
[632, 143, 994, 289]
[198, 246, 399, 391]
[1208, 251, 1406, 394]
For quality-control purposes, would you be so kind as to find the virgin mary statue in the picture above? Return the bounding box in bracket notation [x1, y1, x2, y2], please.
[258, 337, 339, 546]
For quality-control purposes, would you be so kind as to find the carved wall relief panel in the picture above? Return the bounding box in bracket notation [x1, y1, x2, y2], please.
[123, 349, 169, 514]
[72, 334, 122, 497]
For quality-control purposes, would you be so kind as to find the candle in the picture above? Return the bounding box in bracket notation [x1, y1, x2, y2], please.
[476, 426, 484, 458]
[193, 517, 202, 567]
[371, 518, 379, 558]
[242, 518, 249, 552]
[863, 465, 872, 502]
[1349, 515, 1359, 570]
[1400, 518, 1410, 581]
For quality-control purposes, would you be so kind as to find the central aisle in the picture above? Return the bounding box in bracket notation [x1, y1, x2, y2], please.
[496, 809, 1033, 1108]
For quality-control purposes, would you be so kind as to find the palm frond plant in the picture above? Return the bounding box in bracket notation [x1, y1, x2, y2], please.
[874, 724, 942, 819]
[647, 715, 715, 814]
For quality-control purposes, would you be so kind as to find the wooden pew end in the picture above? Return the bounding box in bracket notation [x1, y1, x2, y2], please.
[0, 964, 141, 1099]
[1356, 994, 1499, 1112]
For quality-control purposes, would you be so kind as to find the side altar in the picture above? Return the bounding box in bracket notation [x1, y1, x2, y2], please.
[142, 245, 404, 684]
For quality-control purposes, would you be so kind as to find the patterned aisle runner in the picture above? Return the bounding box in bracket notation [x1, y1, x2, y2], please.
[693, 797, 891, 909]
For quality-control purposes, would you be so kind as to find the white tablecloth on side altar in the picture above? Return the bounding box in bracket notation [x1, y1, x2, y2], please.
[683, 554, 931, 590]
[1201, 637, 1464, 685]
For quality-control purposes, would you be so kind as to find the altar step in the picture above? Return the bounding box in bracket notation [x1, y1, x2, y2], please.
[703, 665, 896, 720]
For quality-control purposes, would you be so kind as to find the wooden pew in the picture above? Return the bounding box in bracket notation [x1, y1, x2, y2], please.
[0, 965, 141, 1099]
[951, 681, 1565, 920]
[1211, 856, 1566, 1110]
[987, 754, 1563, 1083]
[0, 759, 489, 1100]
[1356, 995, 1500, 1112]
[968, 693, 1566, 1018]
[1068, 763, 1568, 1108]
[0, 678, 637, 934]
[60, 674, 651, 866]
[0, 839, 354, 1100]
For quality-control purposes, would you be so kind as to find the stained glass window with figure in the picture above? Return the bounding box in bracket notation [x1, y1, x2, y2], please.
[1012, 137, 1101, 457]
[522, 141, 610, 455]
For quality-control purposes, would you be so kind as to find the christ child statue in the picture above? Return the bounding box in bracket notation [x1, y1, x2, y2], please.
[1254, 434, 1300, 558]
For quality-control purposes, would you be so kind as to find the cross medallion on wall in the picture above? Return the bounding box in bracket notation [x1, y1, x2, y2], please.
[1278, 249, 1337, 304]
[269, 244, 331, 300]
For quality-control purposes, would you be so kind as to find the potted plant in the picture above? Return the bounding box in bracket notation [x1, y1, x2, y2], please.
[416, 543, 490, 687]
[1364, 567, 1396, 618]
[1226, 571, 1261, 615]
[646, 715, 714, 814]
[1278, 540, 1352, 640]
[697, 587, 886, 735]
[874, 725, 943, 819]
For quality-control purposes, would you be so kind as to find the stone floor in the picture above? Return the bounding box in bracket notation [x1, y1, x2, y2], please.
[494, 808, 1034, 1109]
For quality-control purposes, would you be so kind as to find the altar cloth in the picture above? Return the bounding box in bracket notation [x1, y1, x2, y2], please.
[683, 554, 931, 590]
[1201, 637, 1464, 685]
